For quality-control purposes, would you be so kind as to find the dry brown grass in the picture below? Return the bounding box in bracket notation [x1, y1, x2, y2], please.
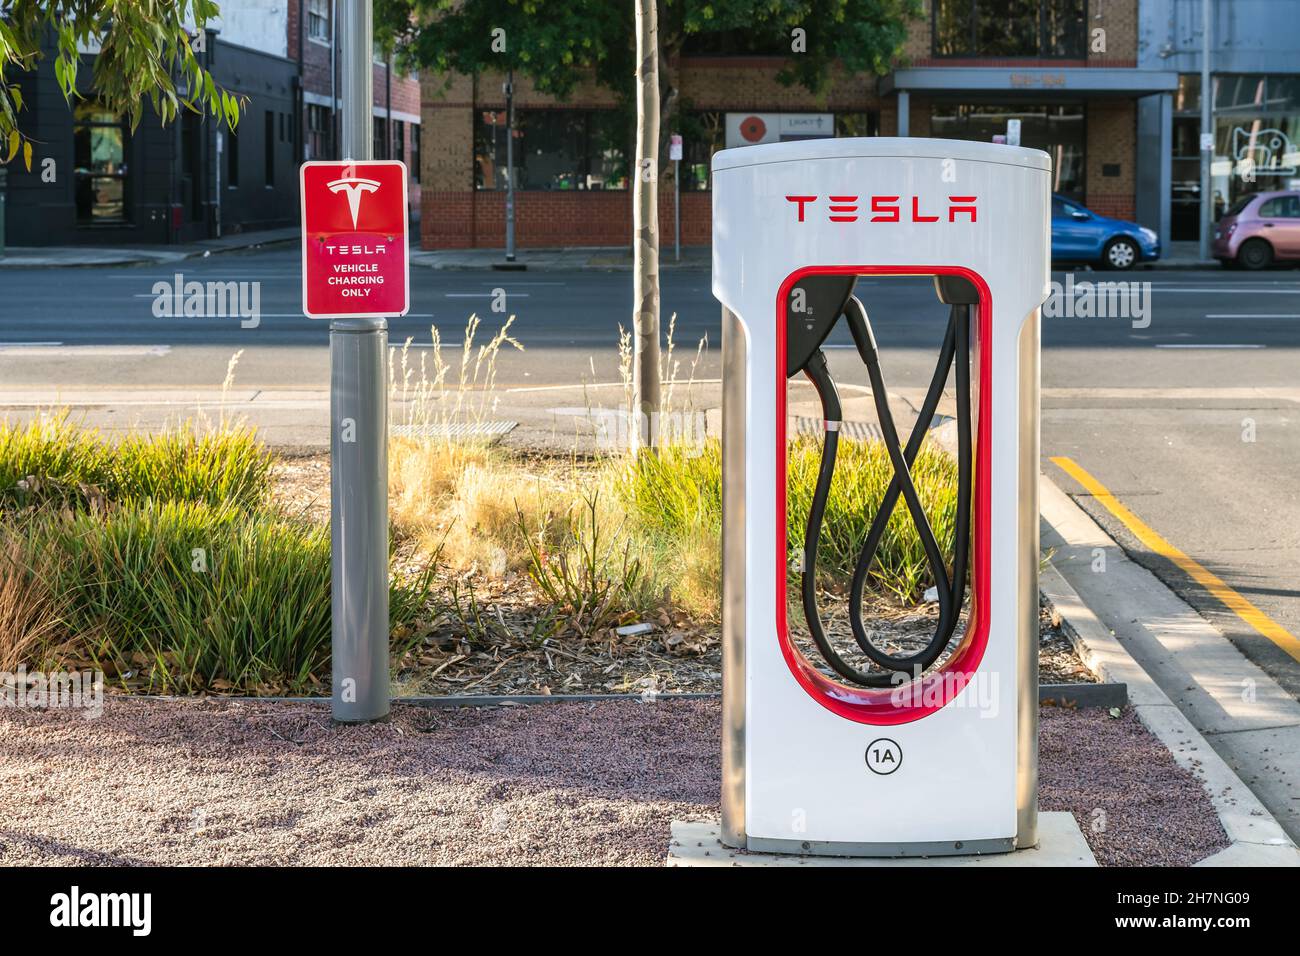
[0, 535, 70, 672]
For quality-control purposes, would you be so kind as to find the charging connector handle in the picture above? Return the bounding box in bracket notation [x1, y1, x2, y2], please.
[843, 297, 972, 674]
[794, 297, 974, 686]
[800, 350, 898, 687]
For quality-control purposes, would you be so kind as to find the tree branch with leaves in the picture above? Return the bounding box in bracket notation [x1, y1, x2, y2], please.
[1, 0, 243, 169]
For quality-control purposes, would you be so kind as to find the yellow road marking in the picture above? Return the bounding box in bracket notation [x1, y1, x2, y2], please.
[1051, 455, 1300, 664]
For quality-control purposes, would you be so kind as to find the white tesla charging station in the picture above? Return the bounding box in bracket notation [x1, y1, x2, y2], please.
[713, 138, 1049, 856]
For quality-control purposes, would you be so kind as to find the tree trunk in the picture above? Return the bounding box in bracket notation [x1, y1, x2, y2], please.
[632, 0, 661, 451]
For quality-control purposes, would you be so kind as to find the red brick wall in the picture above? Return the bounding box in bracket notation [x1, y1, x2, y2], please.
[374, 63, 421, 116]
[422, 189, 711, 249]
[1085, 194, 1137, 221]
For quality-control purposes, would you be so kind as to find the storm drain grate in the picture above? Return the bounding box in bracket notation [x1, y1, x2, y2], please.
[390, 421, 518, 440]
[792, 418, 884, 441]
[791, 415, 952, 442]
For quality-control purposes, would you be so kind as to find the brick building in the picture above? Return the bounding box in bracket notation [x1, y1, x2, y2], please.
[419, 0, 1300, 251]
[292, 0, 422, 220]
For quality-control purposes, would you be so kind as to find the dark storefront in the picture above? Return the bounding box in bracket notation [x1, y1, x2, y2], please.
[3, 34, 300, 246]
[1170, 73, 1300, 241]
[930, 103, 1086, 200]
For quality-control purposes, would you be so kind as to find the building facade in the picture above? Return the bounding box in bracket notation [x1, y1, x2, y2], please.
[1138, 0, 1300, 242]
[419, 0, 1300, 250]
[2, 0, 420, 247]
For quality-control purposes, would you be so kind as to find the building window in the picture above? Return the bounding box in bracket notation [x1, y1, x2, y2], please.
[226, 126, 239, 187]
[410, 123, 421, 181]
[307, 104, 333, 160]
[1172, 74, 1300, 239]
[932, 0, 1085, 58]
[392, 119, 404, 164]
[931, 103, 1085, 198]
[264, 111, 276, 187]
[474, 109, 628, 191]
[681, 27, 793, 55]
[73, 101, 129, 223]
[307, 0, 331, 42]
[373, 116, 388, 160]
[672, 111, 877, 192]
[679, 111, 724, 192]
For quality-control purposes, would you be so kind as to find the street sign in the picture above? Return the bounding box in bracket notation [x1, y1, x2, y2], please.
[669, 134, 683, 161]
[301, 159, 410, 319]
[1006, 119, 1021, 147]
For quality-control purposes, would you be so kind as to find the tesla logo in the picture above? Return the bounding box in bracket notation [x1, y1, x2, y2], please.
[786, 194, 978, 223]
[328, 176, 382, 229]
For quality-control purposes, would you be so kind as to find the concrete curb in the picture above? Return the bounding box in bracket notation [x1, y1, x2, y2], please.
[0, 233, 298, 269]
[1040, 545, 1299, 866]
[118, 684, 1113, 708]
[117, 691, 716, 707]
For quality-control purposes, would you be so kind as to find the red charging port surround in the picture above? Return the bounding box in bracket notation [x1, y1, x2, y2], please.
[776, 265, 993, 726]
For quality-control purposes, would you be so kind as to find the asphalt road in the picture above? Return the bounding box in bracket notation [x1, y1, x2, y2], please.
[1, 250, 1298, 695]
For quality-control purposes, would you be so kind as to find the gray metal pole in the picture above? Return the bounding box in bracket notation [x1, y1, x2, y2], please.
[0, 166, 8, 258]
[1199, 0, 1213, 261]
[332, 0, 389, 723]
[505, 69, 516, 262]
[674, 158, 680, 262]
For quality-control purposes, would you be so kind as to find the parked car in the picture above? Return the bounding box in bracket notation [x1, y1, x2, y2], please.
[1213, 190, 1300, 270]
[1051, 195, 1160, 270]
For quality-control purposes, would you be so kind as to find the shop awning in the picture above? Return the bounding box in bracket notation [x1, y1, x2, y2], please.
[882, 68, 1180, 99]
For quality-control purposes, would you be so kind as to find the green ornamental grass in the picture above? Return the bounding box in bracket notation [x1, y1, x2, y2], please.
[0, 415, 431, 694]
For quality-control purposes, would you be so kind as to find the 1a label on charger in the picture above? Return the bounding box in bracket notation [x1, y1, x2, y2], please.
[865, 738, 902, 775]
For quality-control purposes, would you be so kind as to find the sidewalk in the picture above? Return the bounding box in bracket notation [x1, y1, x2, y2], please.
[1042, 474, 1300, 852]
[1142, 239, 1218, 270]
[411, 242, 1220, 271]
[0, 226, 300, 268]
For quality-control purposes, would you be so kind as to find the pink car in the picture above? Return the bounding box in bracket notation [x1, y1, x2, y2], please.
[1213, 190, 1300, 270]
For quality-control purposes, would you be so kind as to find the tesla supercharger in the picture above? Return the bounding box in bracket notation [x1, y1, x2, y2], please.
[713, 138, 1049, 856]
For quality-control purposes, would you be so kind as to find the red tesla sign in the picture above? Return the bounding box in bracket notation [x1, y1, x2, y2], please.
[300, 160, 410, 318]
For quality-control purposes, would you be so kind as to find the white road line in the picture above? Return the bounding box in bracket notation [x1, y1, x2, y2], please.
[1149, 287, 1300, 294]
[0, 345, 171, 356]
[444, 292, 531, 298]
[0, 341, 62, 347]
[1154, 343, 1265, 349]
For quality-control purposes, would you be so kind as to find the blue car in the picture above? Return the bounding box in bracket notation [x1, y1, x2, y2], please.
[1051, 195, 1160, 270]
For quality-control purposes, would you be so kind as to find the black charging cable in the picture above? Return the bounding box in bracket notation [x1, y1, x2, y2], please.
[797, 295, 973, 686]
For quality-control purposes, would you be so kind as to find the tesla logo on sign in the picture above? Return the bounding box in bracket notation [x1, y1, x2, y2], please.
[301, 160, 409, 318]
[327, 175, 382, 228]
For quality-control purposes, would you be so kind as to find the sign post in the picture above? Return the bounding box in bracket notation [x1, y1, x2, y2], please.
[670, 133, 683, 262]
[504, 70, 517, 263]
[301, 0, 407, 723]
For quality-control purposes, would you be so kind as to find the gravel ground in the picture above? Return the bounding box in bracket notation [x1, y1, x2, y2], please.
[0, 698, 1226, 867]
[1039, 706, 1229, 866]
